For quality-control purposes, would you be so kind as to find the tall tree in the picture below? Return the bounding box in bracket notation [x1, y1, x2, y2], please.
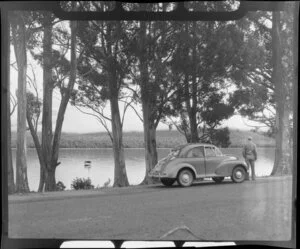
[49, 20, 78, 191]
[11, 12, 30, 193]
[40, 12, 54, 191]
[39, 14, 78, 191]
[270, 6, 293, 175]
[26, 11, 77, 191]
[229, 6, 294, 175]
[166, 19, 239, 144]
[229, 11, 276, 136]
[133, 20, 178, 184]
[125, 4, 179, 184]
[106, 22, 129, 187]
[9, 11, 65, 192]
[75, 12, 130, 187]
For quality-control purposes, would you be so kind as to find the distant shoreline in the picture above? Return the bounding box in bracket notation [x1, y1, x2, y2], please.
[11, 129, 275, 149]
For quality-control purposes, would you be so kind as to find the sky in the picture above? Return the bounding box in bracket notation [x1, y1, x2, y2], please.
[55, 105, 259, 133]
[10, 91, 264, 134]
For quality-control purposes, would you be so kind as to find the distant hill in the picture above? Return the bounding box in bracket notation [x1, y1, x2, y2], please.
[11, 129, 275, 148]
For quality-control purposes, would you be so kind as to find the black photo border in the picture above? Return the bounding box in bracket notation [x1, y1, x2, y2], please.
[1, 1, 297, 248]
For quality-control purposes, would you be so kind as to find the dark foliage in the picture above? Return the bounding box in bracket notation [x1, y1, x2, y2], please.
[56, 181, 66, 191]
[71, 177, 94, 190]
[210, 127, 231, 148]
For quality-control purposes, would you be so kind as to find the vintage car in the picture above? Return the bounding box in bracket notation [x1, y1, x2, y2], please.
[148, 143, 248, 187]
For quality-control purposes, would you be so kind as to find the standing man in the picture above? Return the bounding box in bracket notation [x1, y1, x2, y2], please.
[242, 136, 258, 181]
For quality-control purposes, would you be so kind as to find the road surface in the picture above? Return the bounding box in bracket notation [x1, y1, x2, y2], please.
[8, 176, 293, 241]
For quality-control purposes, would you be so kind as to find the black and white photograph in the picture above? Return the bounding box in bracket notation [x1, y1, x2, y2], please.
[1, 1, 297, 248]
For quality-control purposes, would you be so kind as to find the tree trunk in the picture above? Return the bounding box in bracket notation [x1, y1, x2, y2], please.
[46, 19, 78, 191]
[12, 15, 30, 193]
[138, 21, 159, 185]
[107, 53, 129, 187]
[189, 108, 199, 143]
[189, 22, 199, 143]
[140, 106, 159, 185]
[184, 72, 199, 143]
[272, 103, 291, 175]
[38, 165, 46, 192]
[290, 2, 299, 175]
[8, 104, 15, 194]
[26, 113, 46, 192]
[41, 14, 55, 191]
[7, 36, 15, 194]
[110, 94, 129, 187]
[271, 11, 292, 175]
[45, 167, 56, 191]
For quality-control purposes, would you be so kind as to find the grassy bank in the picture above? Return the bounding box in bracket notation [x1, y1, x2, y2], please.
[11, 129, 275, 148]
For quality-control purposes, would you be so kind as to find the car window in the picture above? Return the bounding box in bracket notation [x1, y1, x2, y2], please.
[205, 147, 216, 157]
[187, 147, 204, 158]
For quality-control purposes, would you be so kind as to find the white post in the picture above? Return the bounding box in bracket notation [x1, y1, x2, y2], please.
[84, 161, 92, 179]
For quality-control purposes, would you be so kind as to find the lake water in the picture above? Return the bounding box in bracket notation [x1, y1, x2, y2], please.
[12, 147, 275, 191]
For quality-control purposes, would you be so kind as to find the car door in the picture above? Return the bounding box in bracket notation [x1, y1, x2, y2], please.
[184, 146, 205, 176]
[204, 146, 225, 175]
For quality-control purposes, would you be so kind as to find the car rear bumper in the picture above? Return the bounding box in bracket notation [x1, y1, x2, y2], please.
[148, 171, 168, 178]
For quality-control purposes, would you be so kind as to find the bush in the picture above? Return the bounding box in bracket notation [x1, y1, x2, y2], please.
[71, 177, 94, 190]
[211, 127, 231, 148]
[56, 181, 66, 191]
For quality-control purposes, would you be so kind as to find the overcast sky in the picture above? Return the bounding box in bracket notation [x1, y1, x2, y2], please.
[10, 95, 263, 133]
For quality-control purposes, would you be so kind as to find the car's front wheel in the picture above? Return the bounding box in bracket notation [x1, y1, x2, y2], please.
[212, 177, 225, 183]
[231, 166, 246, 183]
[161, 178, 176, 186]
[177, 169, 194, 187]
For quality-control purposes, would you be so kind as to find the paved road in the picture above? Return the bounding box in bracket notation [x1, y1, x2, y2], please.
[8, 176, 293, 241]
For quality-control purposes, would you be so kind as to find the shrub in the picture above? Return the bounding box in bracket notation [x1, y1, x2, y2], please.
[211, 127, 231, 148]
[71, 177, 94, 190]
[56, 181, 66, 191]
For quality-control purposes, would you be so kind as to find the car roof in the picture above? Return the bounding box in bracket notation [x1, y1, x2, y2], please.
[173, 143, 215, 151]
[174, 143, 216, 157]
[183, 143, 216, 149]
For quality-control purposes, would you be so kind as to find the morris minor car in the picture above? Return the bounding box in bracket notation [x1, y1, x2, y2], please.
[149, 143, 248, 187]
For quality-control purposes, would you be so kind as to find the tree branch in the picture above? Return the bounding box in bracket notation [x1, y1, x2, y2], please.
[10, 93, 17, 116]
[119, 98, 143, 123]
[120, 97, 132, 127]
[74, 105, 113, 142]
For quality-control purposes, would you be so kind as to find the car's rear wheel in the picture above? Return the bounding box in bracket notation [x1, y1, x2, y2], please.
[177, 169, 194, 187]
[212, 177, 225, 183]
[231, 166, 246, 183]
[161, 178, 176, 186]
